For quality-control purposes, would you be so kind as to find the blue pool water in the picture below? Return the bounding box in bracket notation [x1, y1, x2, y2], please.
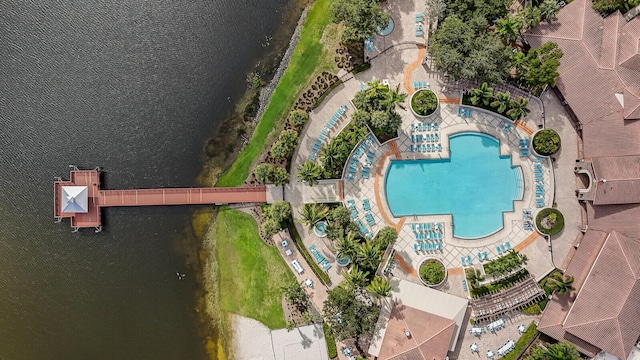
[385, 132, 521, 238]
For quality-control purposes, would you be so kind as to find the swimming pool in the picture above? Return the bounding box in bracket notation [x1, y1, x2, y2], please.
[385, 132, 521, 238]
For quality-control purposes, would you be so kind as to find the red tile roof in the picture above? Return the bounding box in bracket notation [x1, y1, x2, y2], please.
[538, 230, 640, 359]
[591, 156, 640, 205]
[525, 0, 640, 158]
[378, 304, 455, 360]
[586, 202, 640, 239]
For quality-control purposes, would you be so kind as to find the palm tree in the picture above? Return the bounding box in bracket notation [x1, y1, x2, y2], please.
[494, 16, 521, 44]
[281, 280, 308, 311]
[335, 231, 358, 259]
[357, 240, 382, 272]
[296, 160, 322, 185]
[320, 142, 342, 172]
[381, 84, 407, 111]
[547, 273, 575, 296]
[470, 82, 494, 106]
[506, 96, 530, 120]
[510, 50, 526, 76]
[343, 265, 370, 290]
[490, 91, 511, 113]
[539, 0, 561, 22]
[466, 268, 485, 289]
[517, 6, 542, 32]
[366, 276, 392, 301]
[297, 203, 329, 230]
[544, 342, 580, 360]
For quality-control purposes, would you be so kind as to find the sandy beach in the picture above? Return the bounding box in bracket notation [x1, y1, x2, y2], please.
[232, 315, 276, 360]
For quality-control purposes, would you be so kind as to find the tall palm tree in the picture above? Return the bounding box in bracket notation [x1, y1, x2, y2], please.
[470, 82, 494, 106]
[343, 265, 370, 290]
[296, 160, 322, 185]
[494, 16, 521, 44]
[297, 203, 329, 231]
[510, 50, 526, 77]
[320, 142, 341, 172]
[490, 91, 511, 113]
[366, 276, 392, 301]
[335, 231, 358, 259]
[506, 96, 530, 120]
[547, 273, 575, 296]
[381, 84, 407, 111]
[357, 240, 382, 272]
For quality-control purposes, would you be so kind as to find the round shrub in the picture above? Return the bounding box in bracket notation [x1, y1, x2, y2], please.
[532, 129, 561, 156]
[419, 258, 446, 286]
[536, 208, 565, 235]
[288, 110, 309, 128]
[411, 90, 439, 116]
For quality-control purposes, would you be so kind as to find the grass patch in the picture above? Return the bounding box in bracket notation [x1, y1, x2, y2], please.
[287, 220, 332, 285]
[216, 207, 295, 329]
[535, 208, 565, 236]
[217, 0, 337, 186]
[501, 322, 538, 360]
[323, 323, 338, 358]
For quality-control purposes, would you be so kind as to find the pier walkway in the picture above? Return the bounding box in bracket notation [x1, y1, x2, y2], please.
[54, 169, 271, 231]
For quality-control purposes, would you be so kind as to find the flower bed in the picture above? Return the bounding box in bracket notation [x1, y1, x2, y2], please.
[419, 258, 446, 287]
[410, 89, 439, 117]
[535, 208, 564, 236]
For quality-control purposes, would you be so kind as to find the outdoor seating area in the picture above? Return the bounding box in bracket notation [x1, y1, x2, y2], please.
[498, 119, 512, 132]
[347, 199, 375, 239]
[496, 242, 511, 255]
[470, 275, 546, 323]
[346, 135, 375, 181]
[415, 13, 424, 36]
[412, 81, 430, 90]
[410, 222, 444, 253]
[457, 107, 472, 117]
[519, 138, 529, 157]
[409, 122, 442, 153]
[534, 158, 545, 207]
[307, 244, 332, 272]
[523, 209, 533, 230]
[309, 105, 348, 160]
[477, 251, 489, 261]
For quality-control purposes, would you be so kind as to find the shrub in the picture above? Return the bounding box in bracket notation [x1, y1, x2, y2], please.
[502, 323, 538, 360]
[532, 129, 561, 156]
[270, 130, 299, 160]
[323, 323, 338, 358]
[471, 269, 529, 297]
[254, 163, 289, 185]
[483, 250, 528, 278]
[288, 110, 309, 128]
[535, 208, 564, 235]
[411, 90, 439, 116]
[419, 259, 446, 286]
[522, 303, 542, 314]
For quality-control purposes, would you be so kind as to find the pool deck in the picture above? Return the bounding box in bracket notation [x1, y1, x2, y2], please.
[286, 0, 580, 337]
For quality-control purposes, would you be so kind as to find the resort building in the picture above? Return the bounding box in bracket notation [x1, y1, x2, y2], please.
[368, 280, 468, 360]
[526, 0, 640, 358]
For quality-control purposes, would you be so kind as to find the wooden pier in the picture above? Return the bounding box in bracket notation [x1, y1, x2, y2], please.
[54, 168, 268, 232]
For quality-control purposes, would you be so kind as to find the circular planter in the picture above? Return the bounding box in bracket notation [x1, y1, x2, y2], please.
[410, 89, 439, 118]
[535, 208, 565, 236]
[377, 17, 395, 36]
[313, 221, 328, 238]
[418, 258, 447, 287]
[336, 255, 351, 267]
[532, 129, 561, 156]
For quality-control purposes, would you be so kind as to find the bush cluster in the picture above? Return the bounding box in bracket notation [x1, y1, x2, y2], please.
[254, 163, 289, 185]
[419, 259, 446, 286]
[532, 129, 561, 156]
[260, 201, 291, 239]
[411, 90, 438, 116]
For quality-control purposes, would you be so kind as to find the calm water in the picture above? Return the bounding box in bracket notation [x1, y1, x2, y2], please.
[0, 0, 297, 359]
[385, 133, 521, 238]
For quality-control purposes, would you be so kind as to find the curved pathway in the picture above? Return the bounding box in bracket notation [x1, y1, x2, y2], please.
[403, 45, 425, 94]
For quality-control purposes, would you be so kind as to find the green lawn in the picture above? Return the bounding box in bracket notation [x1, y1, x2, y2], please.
[216, 208, 294, 329]
[217, 0, 335, 186]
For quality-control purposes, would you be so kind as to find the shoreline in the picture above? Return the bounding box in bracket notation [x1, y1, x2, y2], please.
[189, 5, 311, 360]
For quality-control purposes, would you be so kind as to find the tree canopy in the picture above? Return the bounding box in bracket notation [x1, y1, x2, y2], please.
[429, 15, 510, 84]
[331, 0, 390, 43]
[445, 0, 511, 22]
[323, 286, 380, 349]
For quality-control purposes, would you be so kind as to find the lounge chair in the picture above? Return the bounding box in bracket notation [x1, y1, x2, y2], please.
[411, 223, 416, 232]
[497, 246, 503, 255]
[461, 257, 467, 266]
[478, 252, 483, 261]
[410, 144, 414, 152]
[467, 255, 472, 265]
[414, 243, 420, 252]
[505, 242, 512, 250]
[483, 251, 488, 260]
